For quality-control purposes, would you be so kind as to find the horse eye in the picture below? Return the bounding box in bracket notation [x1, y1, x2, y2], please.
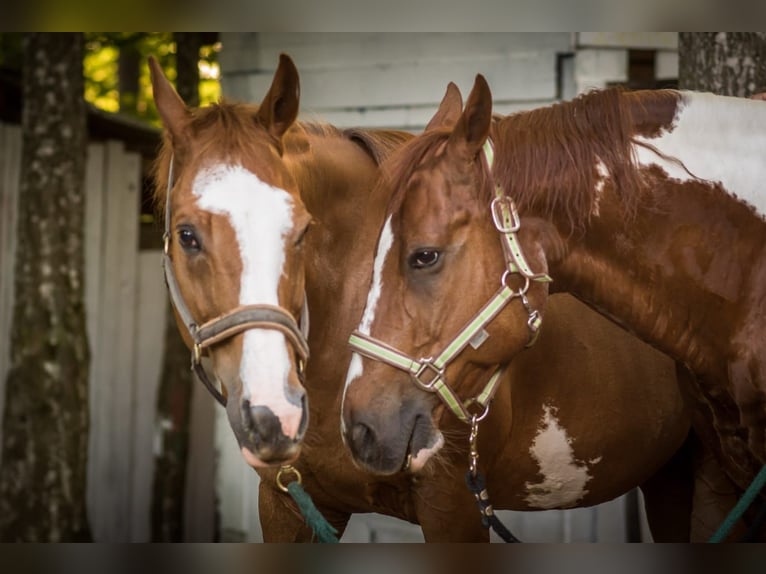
[408, 249, 441, 269]
[295, 221, 312, 246]
[178, 228, 201, 252]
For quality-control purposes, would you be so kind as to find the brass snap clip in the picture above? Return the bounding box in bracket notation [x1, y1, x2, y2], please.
[276, 464, 302, 493]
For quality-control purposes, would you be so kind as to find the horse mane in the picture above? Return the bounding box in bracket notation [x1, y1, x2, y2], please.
[379, 88, 649, 225]
[343, 127, 414, 166]
[152, 99, 281, 217]
[492, 86, 651, 232]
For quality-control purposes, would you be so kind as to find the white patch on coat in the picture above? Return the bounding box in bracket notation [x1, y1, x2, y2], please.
[524, 405, 596, 509]
[634, 91, 766, 217]
[193, 163, 302, 438]
[408, 433, 445, 472]
[592, 158, 609, 216]
[340, 216, 396, 434]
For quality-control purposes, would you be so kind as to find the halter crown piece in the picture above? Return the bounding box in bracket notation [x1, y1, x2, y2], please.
[161, 156, 310, 407]
[348, 139, 551, 424]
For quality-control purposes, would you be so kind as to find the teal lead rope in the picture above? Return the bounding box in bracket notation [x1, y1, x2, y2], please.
[709, 463, 766, 542]
[284, 480, 339, 543]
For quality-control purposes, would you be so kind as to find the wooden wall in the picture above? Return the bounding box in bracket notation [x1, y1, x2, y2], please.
[0, 130, 215, 541]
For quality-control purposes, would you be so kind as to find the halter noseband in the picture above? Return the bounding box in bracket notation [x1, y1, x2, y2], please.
[348, 140, 551, 424]
[162, 157, 310, 407]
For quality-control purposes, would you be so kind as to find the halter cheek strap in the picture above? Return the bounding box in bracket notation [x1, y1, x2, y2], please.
[162, 156, 310, 407]
[348, 139, 551, 424]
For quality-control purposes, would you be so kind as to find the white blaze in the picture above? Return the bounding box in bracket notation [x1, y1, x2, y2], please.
[524, 405, 595, 509]
[634, 91, 766, 217]
[341, 216, 395, 433]
[193, 163, 302, 436]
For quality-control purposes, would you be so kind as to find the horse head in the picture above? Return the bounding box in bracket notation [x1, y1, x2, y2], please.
[341, 76, 551, 475]
[150, 54, 312, 468]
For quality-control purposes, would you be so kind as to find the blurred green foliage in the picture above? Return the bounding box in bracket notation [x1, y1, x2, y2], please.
[83, 33, 221, 125]
[0, 32, 220, 127]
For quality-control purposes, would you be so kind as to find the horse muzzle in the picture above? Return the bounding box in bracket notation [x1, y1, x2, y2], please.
[234, 394, 309, 468]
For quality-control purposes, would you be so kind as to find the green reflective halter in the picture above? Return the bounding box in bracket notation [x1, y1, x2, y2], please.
[348, 139, 551, 423]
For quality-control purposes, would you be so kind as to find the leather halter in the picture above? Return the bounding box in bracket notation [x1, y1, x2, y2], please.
[162, 157, 310, 407]
[348, 140, 551, 424]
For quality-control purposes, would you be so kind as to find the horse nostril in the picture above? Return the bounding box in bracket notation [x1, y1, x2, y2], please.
[350, 421, 376, 454]
[295, 394, 309, 442]
[241, 399, 253, 433]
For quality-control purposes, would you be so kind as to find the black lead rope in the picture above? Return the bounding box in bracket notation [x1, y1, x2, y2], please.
[465, 469, 521, 543]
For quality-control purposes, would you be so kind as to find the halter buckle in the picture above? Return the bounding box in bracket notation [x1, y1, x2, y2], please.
[411, 358, 445, 391]
[491, 196, 521, 234]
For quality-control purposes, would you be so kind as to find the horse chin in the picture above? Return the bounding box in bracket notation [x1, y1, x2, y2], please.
[406, 431, 445, 473]
[226, 391, 308, 469]
[240, 444, 300, 469]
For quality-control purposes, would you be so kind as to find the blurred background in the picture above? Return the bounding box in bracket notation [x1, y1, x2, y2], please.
[0, 32, 764, 542]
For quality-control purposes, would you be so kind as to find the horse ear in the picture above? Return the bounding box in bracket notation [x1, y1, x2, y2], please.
[256, 53, 300, 141]
[425, 82, 463, 132]
[149, 56, 191, 145]
[449, 74, 492, 160]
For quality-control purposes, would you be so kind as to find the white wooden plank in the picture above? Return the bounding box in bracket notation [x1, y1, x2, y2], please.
[87, 141, 140, 542]
[656, 51, 679, 80]
[577, 32, 678, 50]
[214, 405, 263, 541]
[84, 142, 107, 538]
[342, 514, 425, 542]
[575, 48, 628, 94]
[242, 54, 558, 110]
[129, 250, 167, 541]
[304, 99, 554, 130]
[0, 123, 21, 467]
[84, 143, 105, 357]
[114, 149, 141, 540]
[85, 142, 108, 541]
[221, 33, 574, 74]
[183, 370, 217, 542]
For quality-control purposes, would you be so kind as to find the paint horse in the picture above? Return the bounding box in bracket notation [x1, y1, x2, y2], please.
[342, 73, 766, 541]
[151, 55, 693, 541]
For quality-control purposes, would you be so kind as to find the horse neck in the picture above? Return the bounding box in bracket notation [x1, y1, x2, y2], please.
[289, 131, 385, 231]
[288, 131, 390, 401]
[549, 163, 766, 382]
[508, 89, 766, 379]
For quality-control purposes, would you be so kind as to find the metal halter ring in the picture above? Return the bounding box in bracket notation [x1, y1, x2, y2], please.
[276, 464, 302, 493]
[464, 399, 491, 423]
[501, 269, 531, 295]
[411, 358, 444, 391]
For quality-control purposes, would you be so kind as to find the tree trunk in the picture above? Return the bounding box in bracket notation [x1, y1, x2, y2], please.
[678, 33, 766, 96]
[150, 32, 203, 542]
[0, 33, 90, 542]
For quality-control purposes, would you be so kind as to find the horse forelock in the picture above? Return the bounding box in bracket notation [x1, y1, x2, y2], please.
[492, 87, 672, 233]
[151, 100, 346, 220]
[381, 128, 493, 220]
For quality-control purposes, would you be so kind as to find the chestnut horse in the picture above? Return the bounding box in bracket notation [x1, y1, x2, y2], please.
[151, 55, 693, 541]
[342, 74, 766, 541]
